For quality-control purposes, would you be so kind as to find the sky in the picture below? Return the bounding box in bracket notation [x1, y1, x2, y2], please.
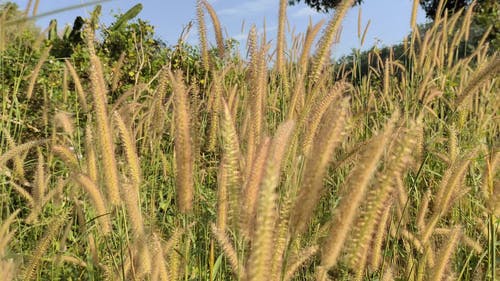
[7, 0, 428, 58]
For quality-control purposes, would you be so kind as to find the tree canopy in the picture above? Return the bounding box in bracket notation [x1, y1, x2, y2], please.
[289, 0, 498, 50]
[287, 0, 362, 13]
[419, 0, 471, 19]
[289, 0, 475, 19]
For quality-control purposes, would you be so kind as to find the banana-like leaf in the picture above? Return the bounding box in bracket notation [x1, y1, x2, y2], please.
[62, 25, 71, 40]
[109, 3, 143, 31]
[48, 19, 58, 41]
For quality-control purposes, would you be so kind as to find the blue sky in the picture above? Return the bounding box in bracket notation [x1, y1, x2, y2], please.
[9, 0, 428, 58]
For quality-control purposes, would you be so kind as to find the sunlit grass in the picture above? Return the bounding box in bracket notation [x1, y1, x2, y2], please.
[0, 0, 498, 280]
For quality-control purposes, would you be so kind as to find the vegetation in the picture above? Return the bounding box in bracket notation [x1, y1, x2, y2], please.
[290, 0, 499, 50]
[288, 0, 363, 12]
[0, 0, 498, 280]
[289, 0, 475, 17]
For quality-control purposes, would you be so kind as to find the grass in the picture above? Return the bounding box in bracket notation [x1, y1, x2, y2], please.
[0, 0, 498, 280]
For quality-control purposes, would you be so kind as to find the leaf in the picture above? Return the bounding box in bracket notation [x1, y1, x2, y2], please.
[109, 3, 143, 31]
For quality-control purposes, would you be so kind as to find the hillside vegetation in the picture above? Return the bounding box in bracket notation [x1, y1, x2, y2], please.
[0, 0, 498, 280]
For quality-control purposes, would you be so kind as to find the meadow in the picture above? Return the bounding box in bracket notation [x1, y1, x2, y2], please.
[0, 0, 498, 280]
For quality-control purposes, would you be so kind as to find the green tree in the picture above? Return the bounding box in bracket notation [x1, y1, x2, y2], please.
[288, 0, 362, 12]
[420, 0, 471, 19]
[100, 14, 169, 92]
[419, 0, 499, 50]
[0, 2, 40, 51]
[286, 0, 472, 19]
[289, 0, 497, 50]
[473, 0, 499, 50]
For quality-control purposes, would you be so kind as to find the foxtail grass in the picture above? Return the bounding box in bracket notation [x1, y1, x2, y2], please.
[346, 120, 418, 277]
[219, 97, 243, 227]
[429, 226, 461, 281]
[169, 70, 194, 214]
[246, 120, 295, 281]
[298, 19, 324, 74]
[113, 111, 142, 187]
[276, 0, 287, 74]
[197, 0, 210, 70]
[22, 213, 66, 281]
[309, 0, 355, 85]
[73, 173, 112, 235]
[211, 223, 245, 280]
[26, 46, 51, 100]
[240, 137, 271, 238]
[291, 97, 350, 234]
[64, 59, 88, 112]
[317, 112, 398, 278]
[455, 55, 500, 108]
[2, 1, 498, 280]
[201, 0, 224, 58]
[85, 27, 121, 206]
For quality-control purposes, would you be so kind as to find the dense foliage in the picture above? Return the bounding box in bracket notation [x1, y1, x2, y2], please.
[290, 0, 498, 50]
[288, 0, 362, 12]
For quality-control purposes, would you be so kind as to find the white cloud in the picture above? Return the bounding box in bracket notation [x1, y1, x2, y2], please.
[218, 0, 276, 16]
[291, 7, 319, 18]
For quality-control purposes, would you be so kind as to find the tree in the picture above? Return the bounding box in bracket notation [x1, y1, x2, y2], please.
[420, 0, 498, 50]
[0, 2, 40, 50]
[419, 0, 471, 19]
[471, 0, 499, 50]
[288, 0, 477, 20]
[289, 0, 497, 50]
[287, 0, 362, 13]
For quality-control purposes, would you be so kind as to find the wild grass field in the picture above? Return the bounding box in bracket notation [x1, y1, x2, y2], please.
[0, 0, 498, 280]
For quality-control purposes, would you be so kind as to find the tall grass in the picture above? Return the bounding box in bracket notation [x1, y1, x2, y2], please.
[0, 0, 498, 280]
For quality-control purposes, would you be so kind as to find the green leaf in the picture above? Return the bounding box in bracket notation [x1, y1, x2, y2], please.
[48, 19, 58, 41]
[109, 3, 143, 31]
